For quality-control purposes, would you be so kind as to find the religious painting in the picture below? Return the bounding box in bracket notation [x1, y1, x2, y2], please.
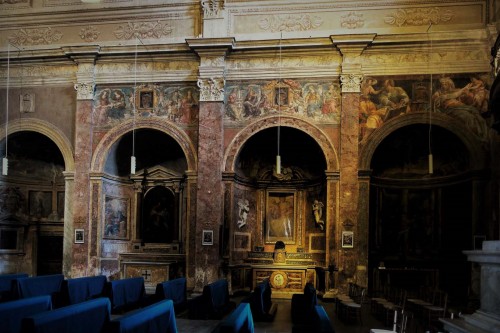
[142, 186, 175, 244]
[29, 191, 52, 218]
[103, 196, 129, 240]
[265, 191, 296, 244]
[234, 232, 251, 251]
[74, 229, 84, 244]
[342, 231, 354, 248]
[274, 86, 289, 106]
[136, 88, 157, 112]
[202, 230, 213, 245]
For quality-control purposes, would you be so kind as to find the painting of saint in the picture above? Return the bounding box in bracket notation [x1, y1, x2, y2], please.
[266, 192, 295, 244]
[103, 196, 129, 239]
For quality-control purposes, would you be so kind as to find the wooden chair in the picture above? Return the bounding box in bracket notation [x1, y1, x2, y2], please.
[423, 290, 447, 331]
[340, 287, 366, 324]
[370, 309, 411, 333]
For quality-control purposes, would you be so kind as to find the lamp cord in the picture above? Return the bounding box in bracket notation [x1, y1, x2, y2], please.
[5, 43, 10, 159]
[277, 32, 282, 157]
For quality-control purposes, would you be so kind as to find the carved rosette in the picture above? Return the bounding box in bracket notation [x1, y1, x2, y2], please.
[197, 77, 225, 102]
[340, 74, 363, 93]
[74, 82, 95, 100]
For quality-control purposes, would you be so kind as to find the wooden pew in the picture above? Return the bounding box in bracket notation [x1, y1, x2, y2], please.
[211, 302, 254, 333]
[0, 273, 28, 302]
[290, 282, 317, 324]
[241, 279, 277, 322]
[154, 277, 187, 313]
[188, 279, 236, 319]
[59, 275, 107, 306]
[20, 297, 111, 333]
[15, 274, 64, 307]
[105, 277, 146, 314]
[0, 295, 52, 333]
[107, 299, 178, 333]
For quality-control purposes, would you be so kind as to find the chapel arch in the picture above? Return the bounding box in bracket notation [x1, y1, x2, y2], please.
[223, 115, 339, 173]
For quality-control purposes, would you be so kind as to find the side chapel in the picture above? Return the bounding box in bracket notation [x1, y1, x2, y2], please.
[1, 0, 500, 305]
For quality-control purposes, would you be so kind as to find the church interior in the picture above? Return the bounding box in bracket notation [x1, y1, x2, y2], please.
[1, 0, 500, 332]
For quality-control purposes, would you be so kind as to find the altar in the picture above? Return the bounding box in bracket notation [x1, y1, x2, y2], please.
[119, 251, 185, 293]
[252, 264, 316, 299]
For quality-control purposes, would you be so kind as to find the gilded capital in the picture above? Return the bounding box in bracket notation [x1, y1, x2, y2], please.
[74, 82, 95, 100]
[197, 77, 225, 102]
[340, 74, 363, 93]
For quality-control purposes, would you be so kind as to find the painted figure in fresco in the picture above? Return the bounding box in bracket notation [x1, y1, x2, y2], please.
[243, 87, 261, 117]
[95, 89, 111, 124]
[378, 79, 410, 120]
[226, 89, 239, 120]
[432, 76, 489, 142]
[312, 200, 325, 230]
[305, 85, 322, 117]
[108, 89, 127, 119]
[180, 89, 196, 123]
[461, 76, 489, 116]
[321, 84, 339, 115]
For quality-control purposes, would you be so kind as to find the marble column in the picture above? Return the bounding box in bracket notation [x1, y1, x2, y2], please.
[440, 241, 500, 332]
[332, 34, 374, 289]
[187, 38, 234, 291]
[67, 50, 98, 278]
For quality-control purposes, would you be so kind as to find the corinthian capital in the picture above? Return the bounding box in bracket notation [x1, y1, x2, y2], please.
[74, 82, 95, 100]
[340, 74, 363, 93]
[197, 77, 225, 102]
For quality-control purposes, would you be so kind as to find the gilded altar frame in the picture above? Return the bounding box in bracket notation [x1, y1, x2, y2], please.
[265, 190, 296, 245]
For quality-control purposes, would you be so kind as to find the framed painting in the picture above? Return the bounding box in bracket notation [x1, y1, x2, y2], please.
[265, 190, 296, 244]
[342, 231, 354, 248]
[75, 229, 84, 244]
[103, 196, 129, 240]
[234, 232, 251, 252]
[202, 230, 213, 245]
[29, 191, 52, 218]
[136, 88, 157, 112]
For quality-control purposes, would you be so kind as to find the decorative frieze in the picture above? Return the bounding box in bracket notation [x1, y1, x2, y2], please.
[9, 27, 63, 46]
[197, 77, 225, 102]
[341, 12, 364, 30]
[384, 7, 454, 27]
[79, 26, 100, 42]
[258, 14, 323, 32]
[114, 21, 173, 40]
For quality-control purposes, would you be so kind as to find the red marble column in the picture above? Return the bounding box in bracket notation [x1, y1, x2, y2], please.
[193, 100, 224, 290]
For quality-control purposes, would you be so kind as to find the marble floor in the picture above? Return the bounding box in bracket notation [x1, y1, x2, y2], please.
[175, 297, 428, 333]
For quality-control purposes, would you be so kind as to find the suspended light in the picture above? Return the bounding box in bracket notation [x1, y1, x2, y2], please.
[131, 36, 138, 175]
[2, 43, 10, 176]
[427, 23, 433, 175]
[276, 32, 283, 175]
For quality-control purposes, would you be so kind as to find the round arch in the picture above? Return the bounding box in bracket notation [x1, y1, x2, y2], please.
[0, 118, 75, 171]
[223, 115, 339, 172]
[359, 112, 488, 171]
[92, 118, 197, 172]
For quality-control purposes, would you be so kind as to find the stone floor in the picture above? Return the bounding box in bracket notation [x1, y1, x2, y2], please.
[175, 296, 433, 333]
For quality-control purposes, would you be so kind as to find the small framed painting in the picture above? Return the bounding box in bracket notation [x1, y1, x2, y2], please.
[342, 231, 354, 248]
[202, 230, 213, 246]
[75, 229, 84, 244]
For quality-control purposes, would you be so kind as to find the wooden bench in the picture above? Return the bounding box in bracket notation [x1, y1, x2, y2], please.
[60, 275, 107, 306]
[188, 279, 236, 319]
[290, 282, 317, 324]
[211, 302, 254, 333]
[21, 297, 111, 333]
[241, 279, 277, 322]
[106, 277, 146, 314]
[0, 295, 52, 333]
[107, 299, 177, 333]
[154, 277, 187, 313]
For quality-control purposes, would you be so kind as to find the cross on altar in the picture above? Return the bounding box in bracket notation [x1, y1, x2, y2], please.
[141, 269, 152, 281]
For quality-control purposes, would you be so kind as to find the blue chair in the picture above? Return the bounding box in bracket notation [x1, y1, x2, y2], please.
[60, 275, 107, 306]
[107, 299, 178, 333]
[0, 273, 28, 302]
[155, 277, 187, 312]
[212, 302, 254, 333]
[0, 295, 52, 333]
[106, 277, 145, 313]
[21, 297, 111, 333]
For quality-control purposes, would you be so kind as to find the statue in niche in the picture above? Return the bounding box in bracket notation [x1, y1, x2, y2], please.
[236, 198, 250, 229]
[312, 200, 324, 230]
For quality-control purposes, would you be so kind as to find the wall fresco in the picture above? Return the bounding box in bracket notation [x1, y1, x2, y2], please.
[94, 84, 199, 127]
[359, 74, 491, 143]
[225, 79, 341, 125]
